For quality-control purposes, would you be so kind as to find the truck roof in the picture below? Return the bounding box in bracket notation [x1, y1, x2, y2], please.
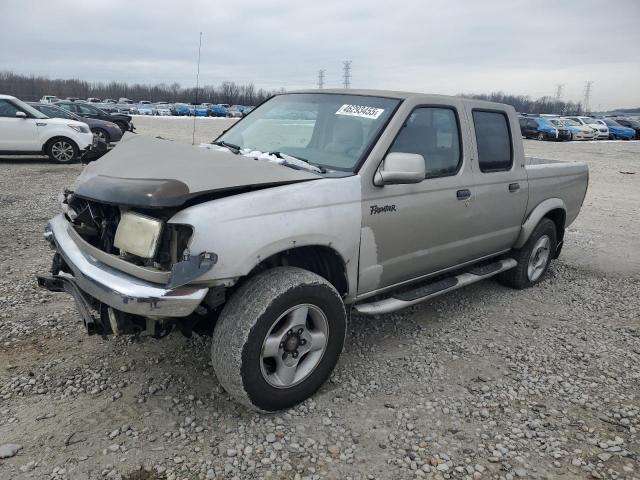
[288, 88, 510, 109]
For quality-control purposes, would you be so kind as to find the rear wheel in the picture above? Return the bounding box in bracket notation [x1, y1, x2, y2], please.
[498, 218, 557, 290]
[211, 267, 346, 411]
[46, 138, 79, 164]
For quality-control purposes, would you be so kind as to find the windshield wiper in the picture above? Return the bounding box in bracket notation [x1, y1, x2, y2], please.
[269, 152, 326, 173]
[212, 140, 241, 154]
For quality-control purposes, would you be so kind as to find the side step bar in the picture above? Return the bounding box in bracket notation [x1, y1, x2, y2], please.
[354, 258, 517, 315]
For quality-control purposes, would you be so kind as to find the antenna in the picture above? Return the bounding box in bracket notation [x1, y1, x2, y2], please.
[317, 69, 325, 89]
[192, 31, 203, 146]
[342, 60, 352, 89]
[583, 81, 593, 114]
[554, 84, 564, 101]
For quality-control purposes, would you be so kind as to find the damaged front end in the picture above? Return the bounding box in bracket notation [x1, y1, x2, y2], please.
[36, 192, 220, 338]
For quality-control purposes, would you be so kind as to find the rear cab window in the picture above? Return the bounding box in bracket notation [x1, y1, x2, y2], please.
[472, 110, 513, 172]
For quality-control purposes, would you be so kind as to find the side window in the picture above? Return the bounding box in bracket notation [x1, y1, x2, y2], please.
[388, 107, 461, 178]
[58, 104, 75, 113]
[0, 100, 21, 118]
[76, 104, 95, 114]
[472, 110, 513, 173]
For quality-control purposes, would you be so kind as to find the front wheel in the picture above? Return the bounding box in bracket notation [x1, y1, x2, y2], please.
[498, 218, 557, 290]
[91, 128, 110, 143]
[211, 267, 346, 411]
[537, 132, 545, 141]
[46, 138, 79, 164]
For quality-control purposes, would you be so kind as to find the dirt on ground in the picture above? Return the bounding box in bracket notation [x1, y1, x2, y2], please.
[0, 118, 638, 480]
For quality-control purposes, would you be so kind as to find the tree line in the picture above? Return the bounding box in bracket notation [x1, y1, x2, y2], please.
[0, 71, 282, 105]
[458, 91, 584, 115]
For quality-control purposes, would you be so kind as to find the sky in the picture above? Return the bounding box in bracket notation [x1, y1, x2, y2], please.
[1, 0, 639, 109]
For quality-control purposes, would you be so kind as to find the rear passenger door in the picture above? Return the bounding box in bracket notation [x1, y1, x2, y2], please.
[465, 107, 529, 256]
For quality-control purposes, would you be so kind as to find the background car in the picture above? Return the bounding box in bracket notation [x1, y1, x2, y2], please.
[55, 100, 134, 133]
[39, 95, 60, 103]
[29, 102, 123, 145]
[597, 118, 636, 140]
[226, 105, 244, 118]
[136, 103, 155, 115]
[614, 117, 640, 139]
[87, 97, 102, 103]
[518, 116, 572, 141]
[154, 103, 173, 116]
[555, 118, 596, 140]
[209, 104, 227, 117]
[173, 103, 191, 116]
[565, 116, 609, 139]
[0, 94, 93, 163]
[192, 104, 209, 116]
[242, 106, 255, 116]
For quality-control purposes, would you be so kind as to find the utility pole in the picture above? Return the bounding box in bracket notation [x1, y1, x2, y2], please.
[342, 60, 352, 89]
[583, 81, 593, 114]
[554, 84, 564, 101]
[317, 69, 325, 89]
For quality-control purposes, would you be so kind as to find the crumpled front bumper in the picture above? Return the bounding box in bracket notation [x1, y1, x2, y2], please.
[37, 214, 208, 319]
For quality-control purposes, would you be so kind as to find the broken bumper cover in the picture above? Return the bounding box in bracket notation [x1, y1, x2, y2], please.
[38, 214, 208, 318]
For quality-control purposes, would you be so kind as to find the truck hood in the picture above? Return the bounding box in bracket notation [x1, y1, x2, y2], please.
[72, 135, 321, 208]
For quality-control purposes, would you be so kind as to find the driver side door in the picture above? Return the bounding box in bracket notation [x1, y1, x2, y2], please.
[0, 99, 39, 151]
[358, 103, 482, 295]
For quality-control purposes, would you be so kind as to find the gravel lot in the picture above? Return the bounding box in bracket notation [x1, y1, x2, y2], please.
[1, 117, 638, 480]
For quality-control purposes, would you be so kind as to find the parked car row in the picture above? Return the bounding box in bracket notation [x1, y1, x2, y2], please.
[518, 114, 638, 141]
[39, 95, 255, 118]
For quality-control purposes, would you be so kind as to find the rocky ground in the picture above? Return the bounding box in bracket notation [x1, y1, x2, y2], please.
[0, 119, 638, 480]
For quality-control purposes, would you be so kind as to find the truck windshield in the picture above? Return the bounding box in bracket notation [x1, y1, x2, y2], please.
[216, 93, 400, 171]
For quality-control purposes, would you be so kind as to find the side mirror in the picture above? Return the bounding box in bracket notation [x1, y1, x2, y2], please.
[15, 111, 27, 119]
[374, 152, 426, 186]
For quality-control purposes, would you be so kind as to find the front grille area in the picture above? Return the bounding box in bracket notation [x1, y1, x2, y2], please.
[64, 194, 192, 271]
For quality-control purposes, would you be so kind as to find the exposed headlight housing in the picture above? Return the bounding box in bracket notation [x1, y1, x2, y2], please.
[68, 124, 90, 134]
[114, 211, 163, 259]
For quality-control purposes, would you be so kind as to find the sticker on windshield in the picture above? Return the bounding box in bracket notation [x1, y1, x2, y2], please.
[336, 104, 384, 120]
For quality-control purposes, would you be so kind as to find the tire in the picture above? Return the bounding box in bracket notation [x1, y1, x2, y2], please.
[91, 128, 110, 143]
[46, 137, 79, 164]
[498, 218, 557, 290]
[211, 267, 347, 411]
[537, 132, 545, 141]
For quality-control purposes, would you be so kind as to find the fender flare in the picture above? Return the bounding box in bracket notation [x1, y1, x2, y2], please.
[514, 198, 566, 248]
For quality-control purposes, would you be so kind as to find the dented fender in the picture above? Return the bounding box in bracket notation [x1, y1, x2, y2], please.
[168, 176, 363, 299]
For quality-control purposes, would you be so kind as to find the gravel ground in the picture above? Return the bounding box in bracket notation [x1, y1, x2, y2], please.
[0, 118, 638, 480]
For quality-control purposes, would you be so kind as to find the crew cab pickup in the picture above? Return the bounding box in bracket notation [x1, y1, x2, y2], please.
[37, 90, 589, 411]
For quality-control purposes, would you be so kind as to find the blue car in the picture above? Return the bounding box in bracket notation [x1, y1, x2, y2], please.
[519, 116, 572, 141]
[598, 118, 636, 140]
[192, 105, 209, 117]
[173, 103, 191, 116]
[209, 104, 228, 117]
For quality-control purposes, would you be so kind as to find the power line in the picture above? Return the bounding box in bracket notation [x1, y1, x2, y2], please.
[317, 69, 325, 89]
[583, 81, 593, 114]
[554, 84, 564, 101]
[342, 60, 352, 89]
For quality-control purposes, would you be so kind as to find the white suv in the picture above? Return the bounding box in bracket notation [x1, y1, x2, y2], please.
[0, 94, 94, 163]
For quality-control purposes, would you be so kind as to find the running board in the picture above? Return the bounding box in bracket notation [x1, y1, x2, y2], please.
[354, 258, 517, 315]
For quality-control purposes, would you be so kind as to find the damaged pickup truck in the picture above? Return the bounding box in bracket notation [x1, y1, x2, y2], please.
[38, 90, 589, 411]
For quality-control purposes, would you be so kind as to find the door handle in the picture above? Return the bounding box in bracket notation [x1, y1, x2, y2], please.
[456, 189, 471, 200]
[508, 183, 520, 192]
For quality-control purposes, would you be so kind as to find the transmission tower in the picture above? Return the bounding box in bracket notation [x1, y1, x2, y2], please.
[342, 60, 352, 89]
[555, 84, 564, 101]
[317, 69, 325, 89]
[583, 81, 593, 113]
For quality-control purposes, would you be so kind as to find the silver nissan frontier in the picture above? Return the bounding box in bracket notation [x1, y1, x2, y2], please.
[38, 90, 589, 411]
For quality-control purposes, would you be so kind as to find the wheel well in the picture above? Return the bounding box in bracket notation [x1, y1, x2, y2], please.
[543, 208, 566, 243]
[250, 246, 349, 297]
[43, 136, 78, 154]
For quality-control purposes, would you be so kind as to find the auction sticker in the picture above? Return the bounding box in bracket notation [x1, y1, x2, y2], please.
[336, 104, 384, 120]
